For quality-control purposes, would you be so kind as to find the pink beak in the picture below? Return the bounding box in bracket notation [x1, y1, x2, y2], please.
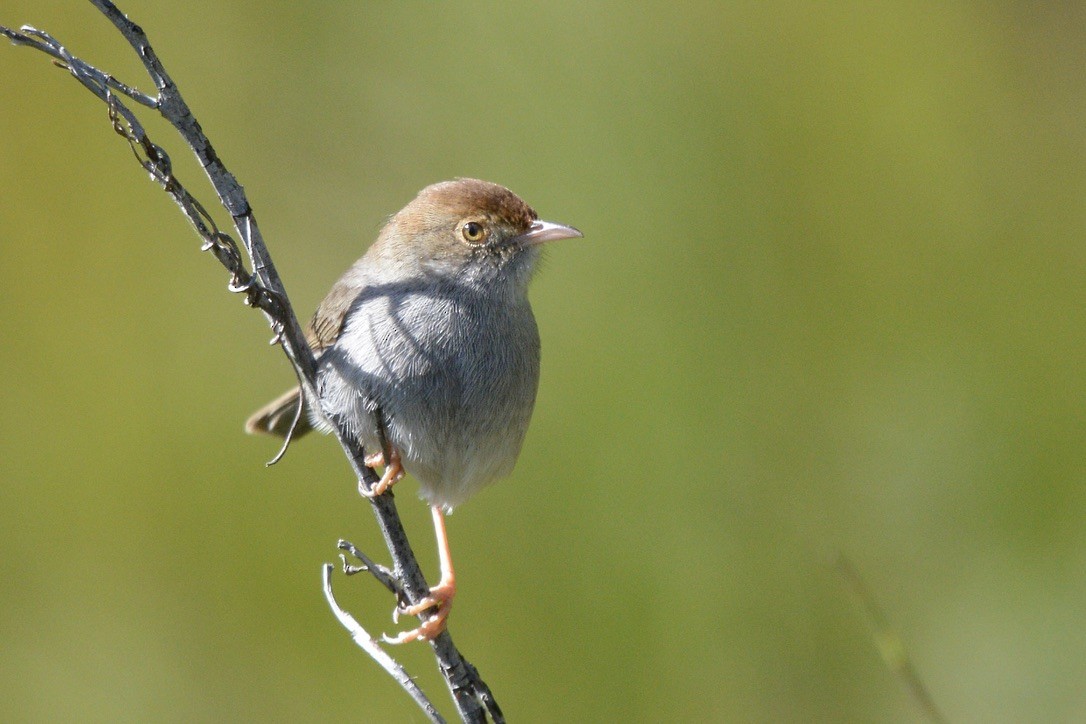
[516, 220, 583, 246]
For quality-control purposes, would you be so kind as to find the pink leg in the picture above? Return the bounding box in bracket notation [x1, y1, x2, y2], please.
[384, 506, 457, 644]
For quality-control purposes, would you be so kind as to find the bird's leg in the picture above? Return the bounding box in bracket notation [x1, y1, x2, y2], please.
[384, 505, 457, 644]
[360, 407, 404, 497]
[360, 447, 404, 497]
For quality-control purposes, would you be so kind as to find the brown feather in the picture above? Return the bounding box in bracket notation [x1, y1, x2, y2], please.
[244, 386, 311, 438]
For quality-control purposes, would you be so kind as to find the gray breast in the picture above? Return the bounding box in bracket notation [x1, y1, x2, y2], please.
[317, 278, 540, 509]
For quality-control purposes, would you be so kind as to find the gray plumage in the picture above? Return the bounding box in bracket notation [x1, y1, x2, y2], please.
[247, 179, 581, 510]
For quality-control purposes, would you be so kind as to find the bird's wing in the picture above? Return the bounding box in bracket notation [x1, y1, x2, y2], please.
[246, 268, 364, 439]
[307, 272, 364, 352]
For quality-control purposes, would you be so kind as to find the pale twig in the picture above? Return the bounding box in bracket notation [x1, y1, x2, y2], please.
[322, 564, 444, 724]
[837, 556, 948, 723]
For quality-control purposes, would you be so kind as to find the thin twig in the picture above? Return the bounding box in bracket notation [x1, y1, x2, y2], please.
[322, 564, 445, 724]
[3, 3, 500, 720]
[837, 555, 948, 724]
[340, 539, 403, 598]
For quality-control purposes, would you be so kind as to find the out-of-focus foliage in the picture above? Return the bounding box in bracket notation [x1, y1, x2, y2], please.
[2, 2, 1084, 721]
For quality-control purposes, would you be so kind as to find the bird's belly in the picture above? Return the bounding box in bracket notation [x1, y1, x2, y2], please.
[395, 402, 526, 509]
[318, 290, 540, 509]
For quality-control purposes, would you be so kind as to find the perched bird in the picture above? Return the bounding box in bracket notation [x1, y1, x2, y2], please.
[246, 178, 582, 642]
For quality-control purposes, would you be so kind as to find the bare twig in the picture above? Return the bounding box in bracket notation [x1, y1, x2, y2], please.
[340, 539, 403, 598]
[3, 3, 500, 721]
[837, 556, 948, 724]
[322, 564, 445, 724]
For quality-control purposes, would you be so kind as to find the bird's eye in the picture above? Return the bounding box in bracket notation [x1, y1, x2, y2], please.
[461, 221, 487, 244]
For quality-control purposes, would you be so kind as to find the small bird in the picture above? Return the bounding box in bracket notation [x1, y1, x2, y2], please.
[246, 178, 582, 643]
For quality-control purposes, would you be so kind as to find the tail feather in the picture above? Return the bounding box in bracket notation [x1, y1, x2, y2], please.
[245, 387, 313, 439]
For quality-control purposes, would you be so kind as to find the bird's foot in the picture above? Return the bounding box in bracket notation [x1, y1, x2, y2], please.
[360, 448, 404, 497]
[383, 577, 456, 645]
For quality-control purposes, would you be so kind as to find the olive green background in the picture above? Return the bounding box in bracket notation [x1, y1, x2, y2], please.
[3, 2, 1085, 721]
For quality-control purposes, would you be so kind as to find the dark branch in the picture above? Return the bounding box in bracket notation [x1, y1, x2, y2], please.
[340, 539, 403, 598]
[3, 3, 500, 721]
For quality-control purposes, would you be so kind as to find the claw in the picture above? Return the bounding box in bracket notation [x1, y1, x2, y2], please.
[382, 506, 457, 644]
[384, 579, 455, 644]
[359, 448, 404, 497]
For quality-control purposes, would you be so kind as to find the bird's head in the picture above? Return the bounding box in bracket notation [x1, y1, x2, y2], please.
[374, 178, 582, 292]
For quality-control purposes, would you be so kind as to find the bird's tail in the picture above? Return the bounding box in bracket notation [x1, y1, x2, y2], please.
[244, 387, 313, 439]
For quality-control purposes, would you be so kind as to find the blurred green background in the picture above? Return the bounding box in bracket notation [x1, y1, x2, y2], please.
[3, 1, 1085, 721]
